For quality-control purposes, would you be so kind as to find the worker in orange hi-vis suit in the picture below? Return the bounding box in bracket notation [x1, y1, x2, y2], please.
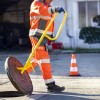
[27, 0, 65, 92]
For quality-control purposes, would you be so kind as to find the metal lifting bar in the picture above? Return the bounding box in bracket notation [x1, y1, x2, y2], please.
[17, 11, 67, 74]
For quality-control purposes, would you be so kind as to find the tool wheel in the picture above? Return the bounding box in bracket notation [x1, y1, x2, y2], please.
[5, 56, 33, 95]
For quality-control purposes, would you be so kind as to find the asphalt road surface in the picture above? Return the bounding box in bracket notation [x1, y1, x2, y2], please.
[0, 52, 100, 100]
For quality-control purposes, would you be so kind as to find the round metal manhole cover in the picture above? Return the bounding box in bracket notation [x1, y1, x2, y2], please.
[5, 56, 33, 95]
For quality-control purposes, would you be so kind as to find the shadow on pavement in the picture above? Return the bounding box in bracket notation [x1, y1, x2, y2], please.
[29, 92, 100, 100]
[0, 91, 24, 97]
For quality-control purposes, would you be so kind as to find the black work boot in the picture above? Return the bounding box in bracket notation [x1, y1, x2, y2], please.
[46, 82, 65, 92]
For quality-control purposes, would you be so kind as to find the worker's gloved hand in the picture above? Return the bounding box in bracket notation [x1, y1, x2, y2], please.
[55, 7, 64, 13]
[49, 6, 65, 14]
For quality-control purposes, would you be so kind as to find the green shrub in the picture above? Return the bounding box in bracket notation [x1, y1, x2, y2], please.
[79, 27, 100, 44]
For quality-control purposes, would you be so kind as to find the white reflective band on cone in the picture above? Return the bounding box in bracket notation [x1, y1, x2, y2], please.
[71, 59, 76, 63]
[70, 67, 78, 71]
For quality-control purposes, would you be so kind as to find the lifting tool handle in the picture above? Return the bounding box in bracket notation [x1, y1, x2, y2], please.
[17, 11, 67, 74]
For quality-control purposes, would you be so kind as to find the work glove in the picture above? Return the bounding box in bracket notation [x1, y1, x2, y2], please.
[55, 7, 64, 13]
[48, 6, 65, 14]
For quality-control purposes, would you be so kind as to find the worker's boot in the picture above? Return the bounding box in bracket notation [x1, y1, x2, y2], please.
[46, 82, 65, 92]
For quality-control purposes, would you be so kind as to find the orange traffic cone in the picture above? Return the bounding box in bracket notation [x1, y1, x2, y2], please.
[69, 54, 81, 76]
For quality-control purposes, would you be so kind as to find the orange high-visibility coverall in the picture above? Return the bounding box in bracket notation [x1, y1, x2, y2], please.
[27, 0, 54, 84]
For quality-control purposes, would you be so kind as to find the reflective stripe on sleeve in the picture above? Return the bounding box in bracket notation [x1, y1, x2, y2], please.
[48, 7, 55, 14]
[30, 15, 51, 20]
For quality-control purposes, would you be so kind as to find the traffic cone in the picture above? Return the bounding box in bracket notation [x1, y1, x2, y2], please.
[69, 54, 81, 76]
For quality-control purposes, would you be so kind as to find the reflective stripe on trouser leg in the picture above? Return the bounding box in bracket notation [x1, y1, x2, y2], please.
[37, 50, 54, 84]
[29, 36, 54, 83]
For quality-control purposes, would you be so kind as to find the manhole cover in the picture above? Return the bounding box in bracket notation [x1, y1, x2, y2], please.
[5, 56, 33, 95]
